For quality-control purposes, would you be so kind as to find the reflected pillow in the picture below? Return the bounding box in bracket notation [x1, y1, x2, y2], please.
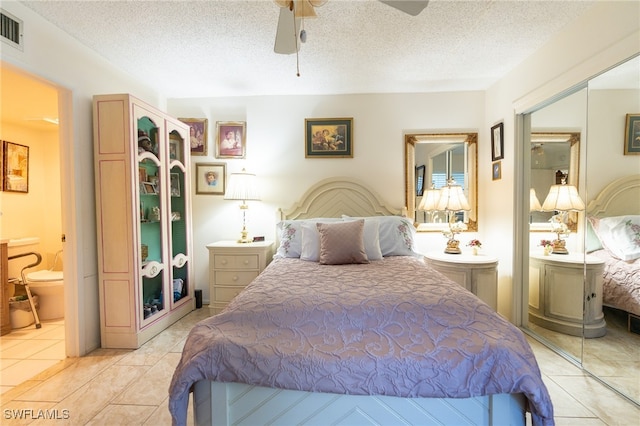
[589, 215, 640, 261]
[317, 220, 369, 265]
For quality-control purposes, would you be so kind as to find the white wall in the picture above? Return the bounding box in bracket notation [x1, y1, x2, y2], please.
[168, 92, 486, 304]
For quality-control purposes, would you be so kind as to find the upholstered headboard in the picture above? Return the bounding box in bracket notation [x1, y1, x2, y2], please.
[278, 177, 403, 220]
[586, 175, 640, 217]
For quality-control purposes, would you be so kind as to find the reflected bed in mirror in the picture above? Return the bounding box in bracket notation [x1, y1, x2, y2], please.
[405, 133, 477, 232]
[529, 132, 580, 232]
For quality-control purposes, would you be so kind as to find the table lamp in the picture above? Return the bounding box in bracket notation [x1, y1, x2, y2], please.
[417, 184, 441, 222]
[436, 179, 470, 254]
[224, 169, 261, 243]
[541, 180, 584, 254]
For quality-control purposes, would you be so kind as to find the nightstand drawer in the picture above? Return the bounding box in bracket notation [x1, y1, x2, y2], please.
[214, 286, 247, 303]
[214, 254, 259, 270]
[214, 270, 258, 286]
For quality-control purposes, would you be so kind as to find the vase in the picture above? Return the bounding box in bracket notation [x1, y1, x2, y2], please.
[472, 247, 478, 256]
[543, 246, 551, 256]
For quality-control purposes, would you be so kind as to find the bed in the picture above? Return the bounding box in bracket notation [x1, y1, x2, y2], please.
[586, 175, 640, 322]
[169, 177, 554, 426]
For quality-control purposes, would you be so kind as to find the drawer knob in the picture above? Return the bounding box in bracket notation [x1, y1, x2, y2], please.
[232, 275, 238, 281]
[243, 260, 249, 265]
[221, 259, 228, 265]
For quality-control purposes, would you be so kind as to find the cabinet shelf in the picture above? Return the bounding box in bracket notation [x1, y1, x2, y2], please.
[93, 94, 194, 349]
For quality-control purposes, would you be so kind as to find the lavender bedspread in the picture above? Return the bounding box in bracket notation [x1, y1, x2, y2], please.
[169, 256, 554, 425]
[592, 249, 640, 316]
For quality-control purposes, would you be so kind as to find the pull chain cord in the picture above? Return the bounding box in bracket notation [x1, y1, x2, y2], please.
[293, 5, 301, 77]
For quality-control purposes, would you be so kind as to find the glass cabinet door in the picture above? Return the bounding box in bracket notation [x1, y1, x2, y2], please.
[167, 125, 190, 307]
[137, 114, 167, 323]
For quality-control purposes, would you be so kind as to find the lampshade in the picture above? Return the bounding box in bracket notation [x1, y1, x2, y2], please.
[436, 183, 470, 212]
[530, 188, 542, 211]
[418, 186, 441, 212]
[541, 183, 584, 212]
[224, 169, 261, 202]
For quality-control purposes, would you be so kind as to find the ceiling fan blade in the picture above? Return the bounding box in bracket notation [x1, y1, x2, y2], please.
[274, 6, 301, 54]
[379, 0, 429, 16]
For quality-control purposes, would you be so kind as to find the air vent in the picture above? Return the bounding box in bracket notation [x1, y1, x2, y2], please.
[1, 9, 23, 51]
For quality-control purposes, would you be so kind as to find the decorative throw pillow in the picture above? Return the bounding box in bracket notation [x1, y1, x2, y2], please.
[317, 220, 369, 265]
[589, 215, 640, 261]
[301, 219, 382, 261]
[585, 217, 604, 253]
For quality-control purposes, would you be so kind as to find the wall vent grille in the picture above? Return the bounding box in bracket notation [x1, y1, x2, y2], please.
[1, 9, 23, 51]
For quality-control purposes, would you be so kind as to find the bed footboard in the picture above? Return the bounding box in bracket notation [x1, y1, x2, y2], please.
[193, 381, 526, 426]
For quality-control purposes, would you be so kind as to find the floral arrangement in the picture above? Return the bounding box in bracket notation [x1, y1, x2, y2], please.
[467, 239, 482, 248]
[539, 239, 554, 248]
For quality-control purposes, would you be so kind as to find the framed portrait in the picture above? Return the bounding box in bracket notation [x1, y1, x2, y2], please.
[492, 161, 502, 181]
[196, 162, 226, 195]
[305, 118, 353, 158]
[624, 113, 640, 155]
[169, 136, 182, 162]
[179, 118, 208, 156]
[415, 165, 425, 196]
[216, 122, 246, 159]
[142, 182, 156, 194]
[170, 173, 181, 197]
[491, 122, 504, 161]
[3, 140, 29, 193]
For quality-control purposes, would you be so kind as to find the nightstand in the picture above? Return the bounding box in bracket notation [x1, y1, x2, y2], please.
[424, 251, 498, 310]
[206, 241, 274, 314]
[529, 252, 606, 338]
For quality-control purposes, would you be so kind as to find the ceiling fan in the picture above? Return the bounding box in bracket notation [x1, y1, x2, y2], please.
[274, 0, 430, 54]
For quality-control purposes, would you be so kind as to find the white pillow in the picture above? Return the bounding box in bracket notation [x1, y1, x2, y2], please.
[301, 219, 382, 261]
[342, 215, 419, 257]
[590, 215, 640, 261]
[275, 218, 342, 258]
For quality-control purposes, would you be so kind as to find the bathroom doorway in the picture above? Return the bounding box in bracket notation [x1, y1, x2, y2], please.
[0, 63, 75, 390]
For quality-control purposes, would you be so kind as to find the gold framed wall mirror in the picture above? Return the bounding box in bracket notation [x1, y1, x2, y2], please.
[405, 133, 477, 232]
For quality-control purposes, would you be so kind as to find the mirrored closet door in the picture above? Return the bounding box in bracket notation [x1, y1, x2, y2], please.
[521, 55, 640, 406]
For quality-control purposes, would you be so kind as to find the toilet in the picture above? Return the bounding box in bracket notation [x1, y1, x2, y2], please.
[26, 270, 64, 320]
[8, 237, 65, 321]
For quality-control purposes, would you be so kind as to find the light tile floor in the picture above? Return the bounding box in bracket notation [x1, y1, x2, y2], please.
[0, 308, 638, 425]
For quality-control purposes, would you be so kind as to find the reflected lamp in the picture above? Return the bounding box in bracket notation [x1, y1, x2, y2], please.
[417, 185, 441, 222]
[541, 181, 584, 254]
[224, 169, 261, 243]
[436, 179, 470, 254]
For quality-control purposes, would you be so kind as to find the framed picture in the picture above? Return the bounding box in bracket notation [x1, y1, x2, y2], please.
[305, 118, 353, 158]
[216, 122, 246, 158]
[179, 118, 208, 156]
[196, 163, 226, 195]
[491, 122, 504, 161]
[170, 173, 181, 197]
[142, 182, 156, 194]
[0, 142, 3, 191]
[415, 165, 425, 196]
[169, 136, 182, 162]
[3, 140, 29, 193]
[624, 113, 640, 155]
[492, 161, 502, 181]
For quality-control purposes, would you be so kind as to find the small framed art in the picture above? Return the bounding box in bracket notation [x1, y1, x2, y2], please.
[624, 113, 640, 155]
[216, 122, 246, 159]
[170, 173, 181, 197]
[179, 118, 208, 156]
[3, 140, 29, 193]
[492, 161, 502, 181]
[196, 163, 226, 195]
[491, 122, 504, 161]
[305, 118, 353, 158]
[415, 165, 425, 196]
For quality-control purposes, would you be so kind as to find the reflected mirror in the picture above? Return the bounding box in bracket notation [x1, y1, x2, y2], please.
[405, 133, 477, 232]
[530, 132, 581, 232]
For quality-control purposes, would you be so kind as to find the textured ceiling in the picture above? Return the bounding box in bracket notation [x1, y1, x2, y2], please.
[19, 0, 599, 99]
